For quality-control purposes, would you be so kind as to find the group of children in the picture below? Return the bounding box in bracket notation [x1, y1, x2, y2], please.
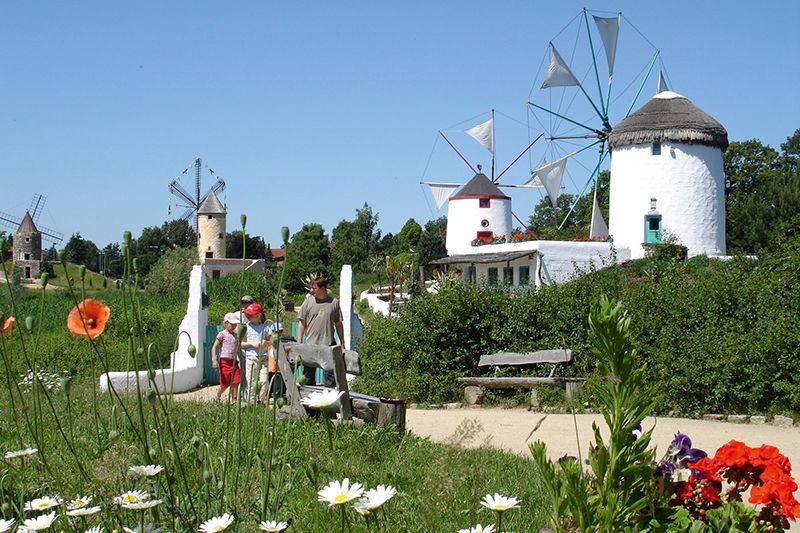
[209, 295, 285, 403]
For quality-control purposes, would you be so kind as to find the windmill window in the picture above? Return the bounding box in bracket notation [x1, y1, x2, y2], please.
[476, 231, 493, 244]
[218, 233, 222, 239]
[479, 198, 490, 208]
[205, 251, 214, 258]
[24, 253, 30, 260]
[651, 142, 662, 156]
[207, 215, 212, 220]
[25, 237, 30, 243]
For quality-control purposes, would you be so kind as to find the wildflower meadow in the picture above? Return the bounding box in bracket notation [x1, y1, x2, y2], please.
[0, 224, 798, 532]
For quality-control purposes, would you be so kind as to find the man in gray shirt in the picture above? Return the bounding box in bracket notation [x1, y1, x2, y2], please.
[297, 276, 345, 387]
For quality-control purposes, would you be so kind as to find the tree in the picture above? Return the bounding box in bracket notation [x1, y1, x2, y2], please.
[161, 219, 196, 249]
[146, 247, 197, 294]
[63, 233, 99, 267]
[418, 216, 447, 276]
[226, 231, 267, 259]
[282, 223, 332, 293]
[100, 243, 124, 278]
[723, 133, 800, 253]
[330, 202, 381, 274]
[394, 218, 422, 254]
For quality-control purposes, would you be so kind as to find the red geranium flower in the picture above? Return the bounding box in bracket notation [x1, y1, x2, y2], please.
[67, 299, 110, 340]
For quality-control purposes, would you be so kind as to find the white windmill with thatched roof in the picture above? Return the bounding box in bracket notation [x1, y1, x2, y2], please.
[608, 91, 728, 259]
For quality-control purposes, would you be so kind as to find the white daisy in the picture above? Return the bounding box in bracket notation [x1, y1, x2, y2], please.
[4, 447, 38, 459]
[122, 525, 162, 533]
[67, 506, 101, 517]
[67, 496, 93, 510]
[0, 518, 14, 533]
[113, 490, 149, 506]
[480, 493, 521, 512]
[20, 511, 57, 531]
[458, 525, 495, 533]
[301, 389, 344, 409]
[259, 520, 289, 532]
[121, 499, 161, 511]
[199, 513, 234, 532]
[24, 496, 62, 512]
[353, 484, 397, 515]
[317, 478, 364, 507]
[128, 464, 164, 477]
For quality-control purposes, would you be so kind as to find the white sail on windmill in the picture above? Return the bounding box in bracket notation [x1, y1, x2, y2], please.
[526, 9, 668, 238]
[422, 111, 543, 229]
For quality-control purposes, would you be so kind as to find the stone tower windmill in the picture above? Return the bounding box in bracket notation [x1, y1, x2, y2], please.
[196, 190, 227, 262]
[14, 212, 43, 279]
[1, 194, 63, 280]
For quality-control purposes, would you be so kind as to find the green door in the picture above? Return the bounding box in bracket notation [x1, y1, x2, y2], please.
[203, 324, 221, 384]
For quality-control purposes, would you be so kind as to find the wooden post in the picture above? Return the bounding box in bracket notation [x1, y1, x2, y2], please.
[377, 397, 406, 432]
[331, 346, 353, 421]
[276, 343, 306, 418]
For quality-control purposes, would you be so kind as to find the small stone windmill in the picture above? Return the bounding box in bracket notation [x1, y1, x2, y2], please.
[0, 194, 64, 279]
[167, 158, 226, 233]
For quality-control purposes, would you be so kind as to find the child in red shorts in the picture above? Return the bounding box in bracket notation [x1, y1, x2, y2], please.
[211, 312, 241, 402]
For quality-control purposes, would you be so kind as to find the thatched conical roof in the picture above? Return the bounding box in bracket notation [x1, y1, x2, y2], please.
[608, 91, 728, 150]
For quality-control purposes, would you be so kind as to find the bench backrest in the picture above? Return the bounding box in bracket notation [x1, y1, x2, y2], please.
[478, 349, 573, 368]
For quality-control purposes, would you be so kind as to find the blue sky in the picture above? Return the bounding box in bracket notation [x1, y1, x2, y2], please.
[1, 1, 798, 250]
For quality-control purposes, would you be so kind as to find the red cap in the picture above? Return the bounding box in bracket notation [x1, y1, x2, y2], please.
[243, 303, 263, 316]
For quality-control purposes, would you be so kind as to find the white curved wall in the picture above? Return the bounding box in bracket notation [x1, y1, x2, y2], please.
[609, 142, 726, 259]
[198, 214, 227, 261]
[446, 197, 512, 254]
[100, 265, 208, 394]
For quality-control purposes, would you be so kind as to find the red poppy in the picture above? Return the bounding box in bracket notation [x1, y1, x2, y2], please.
[1, 316, 14, 335]
[67, 299, 110, 340]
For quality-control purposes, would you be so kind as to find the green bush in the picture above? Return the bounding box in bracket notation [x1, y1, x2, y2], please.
[355, 245, 800, 415]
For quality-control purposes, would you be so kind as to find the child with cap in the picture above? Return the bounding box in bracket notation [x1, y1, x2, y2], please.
[211, 312, 242, 402]
[241, 303, 268, 403]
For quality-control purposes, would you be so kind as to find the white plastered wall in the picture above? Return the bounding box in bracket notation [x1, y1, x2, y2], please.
[100, 265, 208, 394]
[609, 142, 726, 259]
[446, 197, 512, 254]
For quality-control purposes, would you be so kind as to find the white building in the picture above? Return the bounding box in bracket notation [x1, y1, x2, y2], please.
[429, 91, 728, 287]
[608, 91, 728, 259]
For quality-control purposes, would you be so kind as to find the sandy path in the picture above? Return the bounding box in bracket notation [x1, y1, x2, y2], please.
[406, 407, 799, 471]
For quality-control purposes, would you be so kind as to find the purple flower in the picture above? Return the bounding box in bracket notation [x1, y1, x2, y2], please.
[631, 424, 643, 440]
[671, 432, 692, 456]
[655, 461, 676, 477]
[681, 448, 708, 465]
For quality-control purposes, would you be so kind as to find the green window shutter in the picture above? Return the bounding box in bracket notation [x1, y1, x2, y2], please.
[488, 267, 498, 285]
[651, 142, 661, 155]
[467, 265, 477, 283]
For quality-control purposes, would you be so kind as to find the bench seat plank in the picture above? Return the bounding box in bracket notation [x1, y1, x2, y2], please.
[478, 349, 573, 367]
[457, 376, 585, 388]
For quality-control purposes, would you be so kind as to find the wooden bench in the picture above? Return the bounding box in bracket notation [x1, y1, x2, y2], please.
[275, 342, 406, 430]
[457, 349, 585, 405]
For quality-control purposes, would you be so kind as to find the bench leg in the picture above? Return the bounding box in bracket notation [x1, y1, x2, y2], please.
[529, 388, 540, 411]
[565, 381, 583, 400]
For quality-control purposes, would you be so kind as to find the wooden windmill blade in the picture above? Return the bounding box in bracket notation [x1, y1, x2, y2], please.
[167, 179, 198, 209]
[28, 194, 46, 223]
[197, 178, 226, 206]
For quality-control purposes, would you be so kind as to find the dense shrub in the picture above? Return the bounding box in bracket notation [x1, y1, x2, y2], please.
[355, 246, 800, 416]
